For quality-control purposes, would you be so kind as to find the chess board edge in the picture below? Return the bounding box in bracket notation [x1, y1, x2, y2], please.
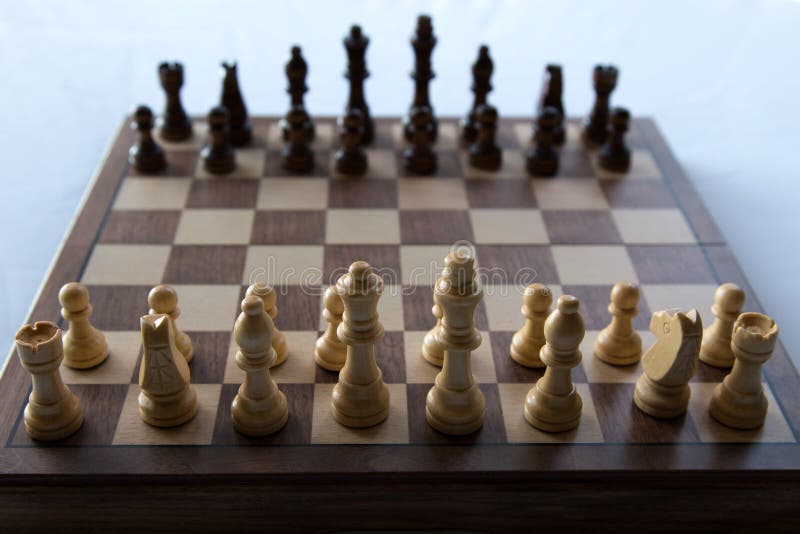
[1, 116, 799, 483]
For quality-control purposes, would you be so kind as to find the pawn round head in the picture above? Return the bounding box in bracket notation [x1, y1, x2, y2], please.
[611, 107, 630, 128]
[478, 45, 489, 59]
[291, 45, 302, 58]
[715, 283, 745, 314]
[133, 105, 154, 128]
[208, 106, 230, 128]
[323, 286, 344, 315]
[611, 282, 639, 310]
[59, 282, 89, 313]
[148, 284, 178, 313]
[476, 104, 498, 124]
[523, 283, 552, 313]
[350, 25, 363, 40]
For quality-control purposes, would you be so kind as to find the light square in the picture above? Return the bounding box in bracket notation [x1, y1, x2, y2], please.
[593, 149, 662, 180]
[391, 122, 458, 151]
[113, 178, 191, 210]
[580, 330, 656, 383]
[640, 284, 718, 317]
[112, 384, 221, 445]
[242, 245, 323, 286]
[326, 209, 400, 244]
[224, 330, 318, 384]
[612, 209, 696, 244]
[461, 150, 526, 179]
[256, 178, 329, 209]
[82, 244, 170, 285]
[266, 120, 334, 150]
[404, 331, 497, 384]
[499, 383, 605, 443]
[174, 209, 255, 245]
[470, 209, 549, 244]
[171, 284, 241, 331]
[330, 149, 398, 180]
[155, 122, 208, 151]
[379, 285, 405, 331]
[551, 245, 637, 285]
[532, 178, 609, 210]
[689, 383, 795, 443]
[400, 245, 453, 285]
[61, 331, 141, 384]
[397, 178, 468, 209]
[310, 383, 409, 444]
[194, 148, 266, 178]
[483, 285, 562, 331]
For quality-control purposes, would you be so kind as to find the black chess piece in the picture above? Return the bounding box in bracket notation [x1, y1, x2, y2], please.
[403, 106, 437, 175]
[343, 25, 374, 145]
[584, 64, 619, 144]
[282, 106, 315, 173]
[220, 61, 252, 147]
[539, 64, 565, 146]
[280, 46, 315, 143]
[403, 15, 438, 142]
[468, 104, 501, 171]
[129, 105, 167, 174]
[158, 62, 192, 141]
[201, 106, 236, 174]
[526, 107, 560, 177]
[599, 107, 632, 173]
[334, 109, 368, 175]
[460, 45, 493, 145]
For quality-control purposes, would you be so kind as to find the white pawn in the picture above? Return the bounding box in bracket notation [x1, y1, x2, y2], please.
[15, 321, 84, 441]
[710, 312, 778, 429]
[594, 282, 642, 366]
[421, 302, 445, 367]
[633, 309, 702, 419]
[524, 295, 585, 433]
[509, 283, 552, 368]
[700, 283, 746, 368]
[148, 285, 193, 364]
[231, 296, 289, 436]
[315, 286, 347, 371]
[59, 282, 109, 369]
[246, 282, 289, 367]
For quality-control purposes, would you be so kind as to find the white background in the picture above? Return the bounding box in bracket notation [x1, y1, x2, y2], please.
[1, 0, 799, 367]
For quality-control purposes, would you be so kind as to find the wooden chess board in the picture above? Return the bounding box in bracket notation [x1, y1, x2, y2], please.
[1, 116, 798, 530]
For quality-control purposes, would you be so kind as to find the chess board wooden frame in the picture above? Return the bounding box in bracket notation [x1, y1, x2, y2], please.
[1, 116, 798, 530]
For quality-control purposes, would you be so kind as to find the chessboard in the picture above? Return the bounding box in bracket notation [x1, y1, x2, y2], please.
[1, 115, 799, 530]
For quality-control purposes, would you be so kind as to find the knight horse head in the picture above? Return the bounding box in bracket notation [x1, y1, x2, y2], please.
[644, 308, 703, 385]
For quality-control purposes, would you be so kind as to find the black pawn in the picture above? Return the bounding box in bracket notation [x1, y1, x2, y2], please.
[158, 62, 192, 141]
[404, 15, 438, 142]
[599, 107, 631, 173]
[220, 62, 252, 147]
[334, 109, 368, 175]
[129, 105, 166, 174]
[280, 46, 315, 143]
[584, 64, 619, 144]
[282, 107, 315, 173]
[403, 106, 437, 175]
[468, 104, 501, 171]
[539, 64, 565, 145]
[343, 25, 374, 145]
[201, 106, 236, 175]
[526, 107, 560, 177]
[460, 45, 494, 145]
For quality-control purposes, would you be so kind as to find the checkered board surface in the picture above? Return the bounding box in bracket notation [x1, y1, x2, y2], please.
[2, 116, 799, 477]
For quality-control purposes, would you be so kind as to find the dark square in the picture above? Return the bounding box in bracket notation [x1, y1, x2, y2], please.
[490, 330, 588, 384]
[323, 245, 401, 286]
[186, 179, 259, 209]
[328, 180, 398, 209]
[251, 210, 325, 244]
[377, 331, 406, 383]
[85, 285, 151, 331]
[129, 151, 198, 177]
[497, 121, 521, 150]
[475, 245, 560, 285]
[542, 210, 622, 244]
[693, 361, 729, 383]
[99, 210, 181, 244]
[465, 180, 537, 208]
[558, 150, 594, 177]
[400, 211, 474, 244]
[187, 331, 230, 383]
[406, 383, 507, 444]
[590, 383, 700, 443]
[402, 285, 436, 331]
[263, 149, 330, 177]
[163, 245, 247, 284]
[601, 180, 677, 209]
[397, 151, 462, 178]
[627, 245, 716, 284]
[11, 384, 128, 446]
[246, 285, 321, 331]
[212, 383, 313, 445]
[561, 284, 652, 331]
